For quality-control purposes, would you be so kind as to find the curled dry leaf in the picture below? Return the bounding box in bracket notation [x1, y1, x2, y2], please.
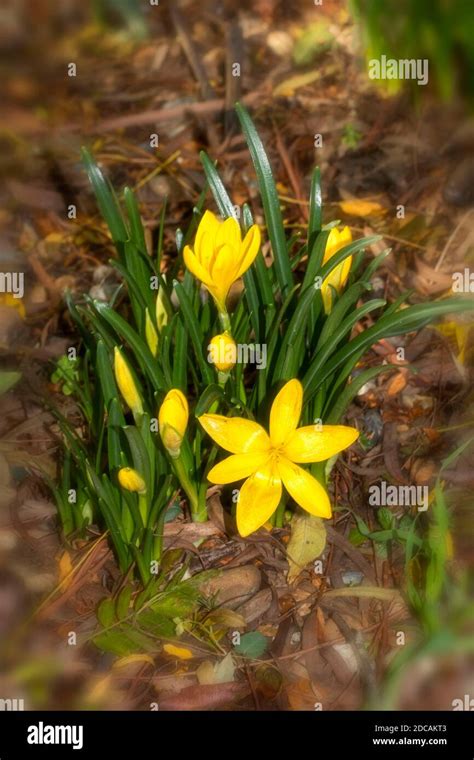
[287, 514, 327, 584]
[339, 199, 384, 217]
[196, 653, 235, 685]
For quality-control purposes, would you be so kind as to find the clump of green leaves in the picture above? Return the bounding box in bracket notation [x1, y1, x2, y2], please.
[52, 103, 474, 586]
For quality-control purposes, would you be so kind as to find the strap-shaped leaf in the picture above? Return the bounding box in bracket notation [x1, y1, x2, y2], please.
[81, 148, 128, 247]
[173, 280, 214, 384]
[94, 301, 165, 391]
[236, 102, 293, 299]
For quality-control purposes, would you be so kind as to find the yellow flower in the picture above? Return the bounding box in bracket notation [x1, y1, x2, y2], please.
[118, 467, 146, 494]
[114, 347, 143, 416]
[183, 210, 261, 312]
[321, 226, 352, 313]
[208, 332, 237, 372]
[158, 389, 189, 457]
[199, 379, 359, 537]
[145, 309, 158, 357]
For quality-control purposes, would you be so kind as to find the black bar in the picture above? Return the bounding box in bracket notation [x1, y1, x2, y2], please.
[0, 711, 472, 757]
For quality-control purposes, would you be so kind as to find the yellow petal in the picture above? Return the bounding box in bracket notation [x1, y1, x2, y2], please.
[236, 224, 261, 278]
[278, 458, 332, 519]
[339, 254, 353, 289]
[183, 245, 213, 288]
[208, 243, 236, 303]
[324, 225, 352, 261]
[269, 379, 303, 447]
[215, 216, 241, 251]
[236, 464, 282, 537]
[283, 425, 359, 463]
[321, 254, 352, 313]
[194, 210, 220, 260]
[208, 452, 270, 484]
[320, 279, 334, 313]
[199, 414, 270, 454]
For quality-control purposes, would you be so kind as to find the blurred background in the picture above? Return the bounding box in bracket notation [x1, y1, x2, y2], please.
[0, 0, 473, 711]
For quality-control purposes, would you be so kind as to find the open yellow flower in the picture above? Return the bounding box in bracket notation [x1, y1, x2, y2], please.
[321, 226, 352, 313]
[183, 210, 261, 312]
[199, 379, 359, 537]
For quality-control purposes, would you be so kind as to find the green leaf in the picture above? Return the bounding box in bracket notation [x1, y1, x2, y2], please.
[235, 102, 293, 299]
[304, 297, 474, 401]
[234, 631, 268, 659]
[0, 371, 21, 396]
[124, 425, 151, 493]
[325, 364, 395, 422]
[116, 586, 133, 620]
[173, 280, 214, 384]
[81, 148, 128, 246]
[96, 340, 119, 410]
[308, 166, 322, 242]
[195, 384, 226, 416]
[97, 598, 116, 627]
[124, 187, 147, 253]
[93, 301, 165, 391]
[199, 152, 237, 219]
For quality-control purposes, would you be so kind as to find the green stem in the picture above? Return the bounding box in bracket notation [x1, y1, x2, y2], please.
[274, 494, 288, 528]
[153, 505, 168, 560]
[217, 369, 230, 386]
[138, 493, 148, 526]
[173, 455, 207, 522]
[218, 308, 232, 334]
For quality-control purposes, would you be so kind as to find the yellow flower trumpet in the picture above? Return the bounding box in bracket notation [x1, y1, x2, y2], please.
[183, 210, 261, 313]
[208, 332, 237, 372]
[199, 379, 359, 537]
[118, 467, 146, 494]
[321, 226, 352, 313]
[114, 347, 143, 416]
[158, 388, 189, 458]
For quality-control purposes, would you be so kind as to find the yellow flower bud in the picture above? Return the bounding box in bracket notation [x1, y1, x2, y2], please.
[158, 389, 189, 457]
[156, 286, 168, 331]
[145, 309, 158, 357]
[321, 226, 353, 313]
[114, 347, 144, 416]
[208, 332, 237, 372]
[118, 467, 146, 494]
